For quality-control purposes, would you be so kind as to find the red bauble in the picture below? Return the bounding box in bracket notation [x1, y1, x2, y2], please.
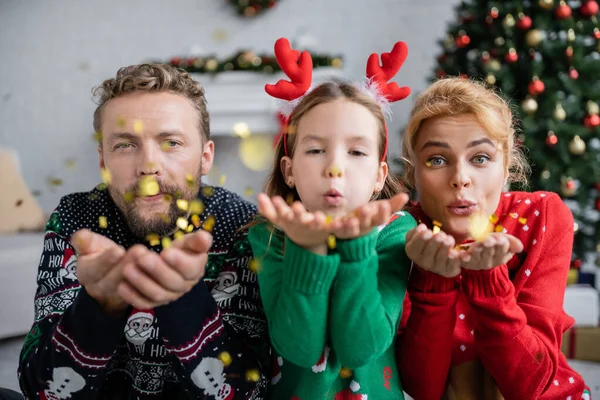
[556, 3, 573, 19]
[546, 134, 558, 146]
[186, 57, 196, 66]
[594, 28, 600, 39]
[596, 198, 600, 211]
[528, 79, 545, 95]
[571, 259, 583, 269]
[489, 8, 499, 18]
[436, 69, 446, 78]
[584, 114, 600, 128]
[267, 0, 276, 8]
[456, 34, 471, 48]
[566, 46, 574, 57]
[170, 57, 182, 65]
[581, 1, 599, 16]
[570, 68, 579, 79]
[459, 73, 469, 79]
[517, 15, 533, 30]
[505, 49, 519, 63]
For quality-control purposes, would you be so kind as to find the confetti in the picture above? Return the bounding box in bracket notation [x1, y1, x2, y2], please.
[186, 173, 195, 188]
[218, 351, 232, 367]
[101, 168, 112, 185]
[233, 122, 251, 138]
[174, 231, 185, 240]
[47, 177, 63, 186]
[159, 213, 170, 223]
[139, 176, 159, 196]
[509, 212, 518, 218]
[185, 224, 194, 233]
[88, 193, 99, 201]
[147, 162, 156, 170]
[160, 142, 171, 151]
[286, 124, 297, 135]
[124, 191, 135, 203]
[96, 183, 108, 191]
[468, 212, 493, 241]
[328, 164, 341, 177]
[495, 225, 504, 232]
[327, 234, 336, 249]
[116, 117, 126, 127]
[218, 175, 227, 186]
[245, 369, 260, 382]
[339, 368, 353, 379]
[518, 217, 527, 225]
[432, 220, 442, 234]
[161, 237, 172, 249]
[146, 234, 160, 246]
[191, 214, 201, 228]
[99, 216, 108, 229]
[425, 161, 432, 167]
[239, 135, 274, 171]
[93, 131, 103, 143]
[325, 215, 333, 224]
[203, 215, 216, 232]
[133, 120, 143, 134]
[15, 199, 23, 207]
[489, 214, 499, 224]
[244, 187, 255, 197]
[211, 29, 229, 43]
[190, 199, 204, 215]
[248, 258, 261, 274]
[65, 159, 76, 169]
[176, 199, 189, 211]
[163, 194, 173, 203]
[176, 217, 189, 231]
[202, 186, 215, 197]
[285, 193, 295, 205]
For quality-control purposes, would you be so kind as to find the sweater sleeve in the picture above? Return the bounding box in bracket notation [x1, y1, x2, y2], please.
[153, 227, 270, 399]
[18, 230, 128, 399]
[397, 265, 459, 400]
[328, 212, 415, 369]
[461, 193, 574, 399]
[248, 223, 339, 368]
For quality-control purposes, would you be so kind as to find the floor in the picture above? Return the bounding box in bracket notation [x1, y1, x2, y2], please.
[1, 335, 599, 397]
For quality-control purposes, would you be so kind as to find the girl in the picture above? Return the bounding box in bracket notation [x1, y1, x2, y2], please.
[247, 37, 416, 399]
[397, 77, 591, 399]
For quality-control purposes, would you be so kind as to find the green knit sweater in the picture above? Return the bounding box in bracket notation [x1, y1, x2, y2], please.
[248, 211, 416, 400]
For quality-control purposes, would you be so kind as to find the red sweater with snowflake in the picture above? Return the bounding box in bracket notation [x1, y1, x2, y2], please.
[397, 191, 591, 400]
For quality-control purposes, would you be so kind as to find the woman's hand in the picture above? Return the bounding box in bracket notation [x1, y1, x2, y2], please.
[405, 224, 461, 278]
[459, 233, 524, 271]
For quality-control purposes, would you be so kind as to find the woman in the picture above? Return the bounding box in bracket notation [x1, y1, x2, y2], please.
[396, 77, 590, 399]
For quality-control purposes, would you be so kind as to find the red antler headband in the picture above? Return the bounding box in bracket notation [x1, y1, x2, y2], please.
[265, 37, 411, 162]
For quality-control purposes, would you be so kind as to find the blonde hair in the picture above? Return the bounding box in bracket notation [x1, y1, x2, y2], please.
[263, 80, 406, 201]
[92, 63, 210, 142]
[401, 77, 530, 188]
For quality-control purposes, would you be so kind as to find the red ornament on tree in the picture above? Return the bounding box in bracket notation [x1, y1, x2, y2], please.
[456, 34, 471, 48]
[569, 68, 579, 79]
[489, 7, 499, 18]
[170, 57, 182, 65]
[596, 198, 600, 211]
[556, 2, 573, 19]
[594, 28, 600, 39]
[584, 114, 600, 128]
[566, 46, 574, 57]
[571, 259, 583, 269]
[528, 78, 545, 95]
[517, 15, 533, 30]
[546, 132, 558, 146]
[581, 1, 599, 16]
[505, 49, 519, 63]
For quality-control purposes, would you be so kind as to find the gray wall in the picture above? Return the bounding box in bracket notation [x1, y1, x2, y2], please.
[0, 0, 456, 212]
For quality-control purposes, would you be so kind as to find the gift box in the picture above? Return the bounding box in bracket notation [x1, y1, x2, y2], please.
[563, 284, 599, 327]
[561, 327, 600, 362]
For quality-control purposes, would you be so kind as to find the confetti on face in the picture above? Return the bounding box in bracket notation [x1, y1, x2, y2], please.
[218, 351, 232, 367]
[191, 214, 201, 228]
[93, 131, 103, 143]
[286, 124, 297, 135]
[218, 175, 227, 186]
[468, 212, 493, 241]
[133, 120, 143, 134]
[245, 369, 260, 382]
[124, 191, 135, 204]
[233, 122, 251, 138]
[98, 216, 108, 229]
[174, 231, 184, 240]
[202, 186, 215, 197]
[339, 368, 353, 379]
[425, 161, 432, 167]
[328, 165, 341, 177]
[489, 214, 499, 224]
[186, 173, 195, 188]
[176, 199, 189, 211]
[159, 213, 170, 223]
[161, 237, 172, 249]
[518, 217, 527, 225]
[239, 135, 274, 171]
[190, 199, 204, 215]
[160, 142, 171, 152]
[202, 215, 216, 232]
[176, 217, 189, 231]
[327, 234, 336, 249]
[138, 176, 159, 197]
[116, 117, 126, 128]
[15, 199, 23, 207]
[101, 168, 112, 185]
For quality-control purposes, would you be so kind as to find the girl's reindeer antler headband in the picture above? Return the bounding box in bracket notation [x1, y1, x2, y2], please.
[265, 37, 411, 161]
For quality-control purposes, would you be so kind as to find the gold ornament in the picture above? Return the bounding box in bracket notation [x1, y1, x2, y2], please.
[569, 135, 586, 155]
[553, 104, 567, 121]
[539, 0, 554, 9]
[485, 73, 497, 85]
[205, 59, 218, 72]
[522, 97, 538, 114]
[567, 29, 576, 42]
[541, 169, 551, 180]
[587, 101, 599, 115]
[526, 29, 543, 47]
[503, 14, 516, 28]
[488, 59, 502, 72]
[494, 37, 506, 46]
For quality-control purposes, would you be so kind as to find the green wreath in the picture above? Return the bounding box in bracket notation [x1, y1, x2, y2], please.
[228, 0, 278, 17]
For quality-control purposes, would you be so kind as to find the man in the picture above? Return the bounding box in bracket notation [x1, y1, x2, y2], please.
[18, 64, 269, 399]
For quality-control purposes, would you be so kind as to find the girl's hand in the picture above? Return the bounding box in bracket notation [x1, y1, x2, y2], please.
[405, 224, 461, 278]
[459, 233, 523, 271]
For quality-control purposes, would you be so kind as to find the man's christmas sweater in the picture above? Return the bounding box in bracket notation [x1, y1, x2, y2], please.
[248, 211, 416, 399]
[18, 186, 270, 400]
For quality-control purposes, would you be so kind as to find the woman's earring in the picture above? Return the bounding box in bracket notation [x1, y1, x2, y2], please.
[287, 179, 294, 188]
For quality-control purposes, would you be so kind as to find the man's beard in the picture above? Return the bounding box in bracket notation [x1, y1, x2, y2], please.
[109, 168, 202, 239]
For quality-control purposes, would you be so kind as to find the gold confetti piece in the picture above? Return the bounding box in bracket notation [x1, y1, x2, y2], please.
[99, 216, 108, 229]
[518, 217, 527, 225]
[509, 212, 518, 218]
[433, 225, 441, 234]
[285, 193, 295, 205]
[65, 159, 76, 169]
[101, 168, 112, 185]
[116, 117, 126, 127]
[339, 367, 353, 379]
[244, 187, 255, 197]
[174, 230, 185, 240]
[327, 234, 336, 249]
[218, 351, 232, 367]
[161, 237, 172, 249]
[185, 224, 194, 233]
[88, 193, 99, 201]
[425, 161, 432, 167]
[93, 131, 103, 143]
[133, 120, 143, 134]
[248, 258, 261, 273]
[329, 164, 341, 177]
[139, 176, 159, 196]
[489, 214, 499, 224]
[495, 225, 504, 232]
[147, 162, 156, 170]
[146, 234, 160, 246]
[245, 369, 260, 382]
[48, 177, 63, 186]
[176, 199, 189, 211]
[433, 220, 442, 227]
[176, 217, 189, 230]
[233, 122, 251, 138]
[163, 194, 172, 203]
[286, 124, 297, 135]
[174, 190, 183, 199]
[239, 135, 274, 171]
[218, 174, 227, 186]
[190, 199, 204, 215]
[211, 28, 229, 43]
[186, 173, 195, 187]
[96, 183, 108, 191]
[325, 215, 333, 224]
[468, 212, 493, 241]
[202, 186, 215, 197]
[15, 199, 23, 207]
[124, 191, 135, 203]
[191, 214, 201, 228]
[159, 213, 170, 223]
[202, 215, 216, 232]
[160, 142, 171, 151]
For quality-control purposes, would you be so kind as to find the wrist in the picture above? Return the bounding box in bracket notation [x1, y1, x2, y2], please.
[86, 287, 129, 317]
[302, 242, 328, 255]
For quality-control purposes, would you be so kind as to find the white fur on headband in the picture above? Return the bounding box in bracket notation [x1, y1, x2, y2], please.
[275, 79, 392, 120]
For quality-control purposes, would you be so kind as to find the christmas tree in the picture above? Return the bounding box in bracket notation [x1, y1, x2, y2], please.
[432, 0, 600, 267]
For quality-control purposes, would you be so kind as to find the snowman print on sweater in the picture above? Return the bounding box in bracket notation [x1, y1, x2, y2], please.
[40, 367, 85, 400]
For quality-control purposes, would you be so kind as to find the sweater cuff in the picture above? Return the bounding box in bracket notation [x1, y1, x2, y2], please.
[335, 228, 378, 262]
[283, 237, 339, 294]
[408, 265, 459, 293]
[70, 288, 129, 353]
[462, 264, 513, 299]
